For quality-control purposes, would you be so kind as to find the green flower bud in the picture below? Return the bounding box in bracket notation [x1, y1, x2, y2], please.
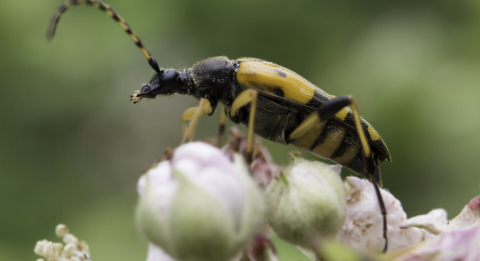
[136, 142, 265, 261]
[265, 157, 347, 250]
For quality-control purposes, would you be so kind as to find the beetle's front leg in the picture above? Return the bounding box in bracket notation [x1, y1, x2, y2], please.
[230, 89, 259, 164]
[181, 98, 214, 143]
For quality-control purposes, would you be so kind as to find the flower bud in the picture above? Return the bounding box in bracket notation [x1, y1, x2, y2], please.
[136, 142, 265, 261]
[265, 157, 347, 250]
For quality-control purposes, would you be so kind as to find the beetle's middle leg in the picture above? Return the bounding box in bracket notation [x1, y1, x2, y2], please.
[288, 95, 388, 253]
[181, 98, 213, 143]
[230, 89, 258, 164]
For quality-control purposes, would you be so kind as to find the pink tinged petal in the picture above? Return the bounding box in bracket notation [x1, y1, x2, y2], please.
[447, 195, 480, 230]
[403, 196, 480, 235]
[393, 226, 480, 261]
[391, 196, 480, 260]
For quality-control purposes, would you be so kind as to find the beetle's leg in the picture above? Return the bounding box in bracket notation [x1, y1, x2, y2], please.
[181, 98, 213, 143]
[288, 95, 388, 253]
[230, 89, 259, 164]
[217, 105, 227, 147]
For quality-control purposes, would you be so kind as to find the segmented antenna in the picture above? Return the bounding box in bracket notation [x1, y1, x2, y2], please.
[47, 0, 161, 73]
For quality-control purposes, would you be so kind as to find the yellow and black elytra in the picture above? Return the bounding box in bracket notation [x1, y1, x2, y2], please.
[48, 0, 391, 252]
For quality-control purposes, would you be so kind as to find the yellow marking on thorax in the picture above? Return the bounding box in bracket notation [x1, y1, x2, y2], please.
[236, 58, 330, 105]
[367, 125, 380, 141]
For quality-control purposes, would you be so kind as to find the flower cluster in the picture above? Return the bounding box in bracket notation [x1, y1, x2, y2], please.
[34, 224, 90, 261]
[34, 129, 480, 261]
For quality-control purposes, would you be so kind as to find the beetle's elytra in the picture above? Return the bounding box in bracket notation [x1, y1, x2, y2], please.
[48, 0, 391, 252]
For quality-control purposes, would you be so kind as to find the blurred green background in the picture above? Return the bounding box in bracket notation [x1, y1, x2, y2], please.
[1, 0, 480, 260]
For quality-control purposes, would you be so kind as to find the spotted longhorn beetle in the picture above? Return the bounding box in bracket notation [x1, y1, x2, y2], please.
[48, 0, 391, 252]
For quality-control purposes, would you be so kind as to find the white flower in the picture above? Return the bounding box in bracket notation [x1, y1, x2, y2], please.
[33, 224, 90, 261]
[136, 142, 265, 261]
[340, 177, 436, 253]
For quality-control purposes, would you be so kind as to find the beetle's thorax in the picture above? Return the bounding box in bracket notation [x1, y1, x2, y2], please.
[183, 56, 238, 101]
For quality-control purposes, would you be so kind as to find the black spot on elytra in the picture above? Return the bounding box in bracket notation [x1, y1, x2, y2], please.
[274, 69, 287, 77]
[273, 87, 284, 97]
[273, 87, 285, 97]
[263, 85, 285, 97]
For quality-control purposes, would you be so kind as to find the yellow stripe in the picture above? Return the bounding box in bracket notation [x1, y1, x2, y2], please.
[368, 125, 380, 141]
[334, 108, 350, 121]
[290, 121, 326, 149]
[236, 58, 330, 105]
[310, 126, 346, 159]
[288, 113, 319, 141]
[334, 143, 360, 165]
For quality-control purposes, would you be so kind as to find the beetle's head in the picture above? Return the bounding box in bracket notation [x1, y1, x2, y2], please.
[130, 69, 178, 104]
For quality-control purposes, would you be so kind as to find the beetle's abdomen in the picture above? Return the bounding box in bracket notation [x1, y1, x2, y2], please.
[290, 120, 366, 173]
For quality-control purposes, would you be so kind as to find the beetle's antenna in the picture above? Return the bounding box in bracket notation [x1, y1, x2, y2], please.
[47, 0, 161, 73]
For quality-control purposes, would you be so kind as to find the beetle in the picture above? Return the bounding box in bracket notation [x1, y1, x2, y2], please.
[48, 0, 391, 252]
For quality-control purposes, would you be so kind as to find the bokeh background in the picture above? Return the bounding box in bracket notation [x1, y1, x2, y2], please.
[1, 0, 480, 260]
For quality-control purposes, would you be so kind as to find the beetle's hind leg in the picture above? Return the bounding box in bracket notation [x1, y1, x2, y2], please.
[288, 95, 388, 253]
[230, 89, 259, 164]
[181, 98, 213, 143]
